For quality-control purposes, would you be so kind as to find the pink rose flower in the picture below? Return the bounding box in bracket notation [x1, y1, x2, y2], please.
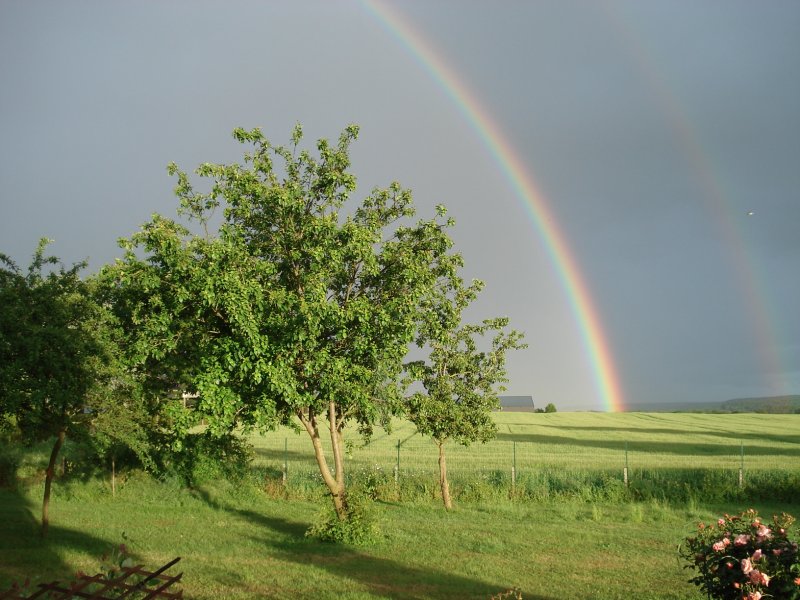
[712, 541, 725, 552]
[745, 592, 762, 600]
[751, 549, 763, 561]
[718, 518, 726, 526]
[734, 534, 750, 546]
[741, 558, 753, 575]
[756, 525, 771, 539]
[749, 569, 770, 586]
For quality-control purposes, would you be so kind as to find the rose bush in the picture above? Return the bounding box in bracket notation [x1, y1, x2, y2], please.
[680, 509, 800, 599]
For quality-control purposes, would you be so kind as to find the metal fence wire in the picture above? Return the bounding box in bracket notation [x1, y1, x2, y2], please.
[252, 431, 797, 490]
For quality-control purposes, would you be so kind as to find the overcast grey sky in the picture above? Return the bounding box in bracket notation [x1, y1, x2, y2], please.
[1, 1, 798, 410]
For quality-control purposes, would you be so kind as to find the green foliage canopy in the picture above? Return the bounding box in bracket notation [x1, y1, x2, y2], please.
[0, 240, 136, 446]
[106, 125, 459, 518]
[406, 277, 526, 447]
[0, 240, 148, 535]
[404, 268, 525, 509]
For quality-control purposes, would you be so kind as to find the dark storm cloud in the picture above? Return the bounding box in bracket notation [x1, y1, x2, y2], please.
[1, 0, 797, 408]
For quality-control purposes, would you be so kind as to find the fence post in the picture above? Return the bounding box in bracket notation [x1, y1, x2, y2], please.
[394, 439, 400, 484]
[282, 437, 288, 486]
[511, 441, 517, 491]
[623, 441, 629, 487]
[738, 441, 744, 488]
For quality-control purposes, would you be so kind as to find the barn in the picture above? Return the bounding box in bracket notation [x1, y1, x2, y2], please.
[497, 395, 535, 412]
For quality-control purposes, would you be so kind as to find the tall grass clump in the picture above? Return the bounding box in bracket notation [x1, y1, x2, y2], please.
[628, 468, 800, 505]
[743, 470, 800, 503]
[306, 490, 379, 545]
[0, 452, 19, 489]
[161, 433, 253, 487]
[265, 462, 800, 508]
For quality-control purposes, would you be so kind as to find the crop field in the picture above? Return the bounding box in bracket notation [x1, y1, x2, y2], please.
[1, 412, 799, 599]
[250, 411, 800, 479]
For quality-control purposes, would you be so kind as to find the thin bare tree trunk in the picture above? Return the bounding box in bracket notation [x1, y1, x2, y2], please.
[42, 429, 66, 538]
[437, 439, 452, 511]
[298, 409, 347, 520]
[329, 403, 345, 488]
[328, 402, 348, 518]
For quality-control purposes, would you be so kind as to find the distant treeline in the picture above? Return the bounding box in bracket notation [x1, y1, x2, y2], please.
[622, 395, 800, 414]
[719, 395, 800, 414]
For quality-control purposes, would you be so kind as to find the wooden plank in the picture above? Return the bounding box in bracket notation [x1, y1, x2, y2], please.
[1, 558, 183, 600]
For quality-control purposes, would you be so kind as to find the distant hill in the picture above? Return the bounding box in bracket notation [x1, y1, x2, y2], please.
[621, 395, 800, 414]
[721, 395, 800, 414]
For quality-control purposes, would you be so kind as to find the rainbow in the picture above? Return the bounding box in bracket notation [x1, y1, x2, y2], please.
[602, 4, 788, 396]
[362, 0, 626, 411]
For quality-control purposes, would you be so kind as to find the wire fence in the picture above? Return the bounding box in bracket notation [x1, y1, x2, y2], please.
[250, 430, 800, 491]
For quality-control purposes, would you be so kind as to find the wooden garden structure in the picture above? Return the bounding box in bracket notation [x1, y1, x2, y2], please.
[0, 557, 182, 600]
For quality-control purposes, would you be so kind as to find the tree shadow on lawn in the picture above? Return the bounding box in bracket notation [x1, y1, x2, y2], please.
[530, 423, 800, 447]
[191, 487, 554, 600]
[252, 446, 317, 462]
[495, 432, 800, 457]
[0, 487, 117, 589]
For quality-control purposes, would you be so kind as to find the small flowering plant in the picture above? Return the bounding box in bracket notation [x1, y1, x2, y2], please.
[680, 509, 800, 600]
[98, 542, 136, 580]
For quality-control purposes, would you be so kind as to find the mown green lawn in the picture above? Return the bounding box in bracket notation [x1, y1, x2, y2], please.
[2, 412, 799, 599]
[0, 477, 774, 600]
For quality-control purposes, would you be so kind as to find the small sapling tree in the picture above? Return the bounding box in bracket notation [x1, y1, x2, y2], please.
[0, 241, 143, 536]
[109, 125, 457, 521]
[405, 273, 525, 510]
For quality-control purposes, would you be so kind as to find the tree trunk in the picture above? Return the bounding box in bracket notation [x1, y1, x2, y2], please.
[329, 404, 345, 486]
[42, 429, 66, 538]
[298, 409, 348, 520]
[437, 439, 453, 510]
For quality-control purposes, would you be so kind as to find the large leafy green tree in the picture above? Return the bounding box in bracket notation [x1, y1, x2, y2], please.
[0, 240, 147, 536]
[107, 125, 457, 520]
[405, 276, 525, 510]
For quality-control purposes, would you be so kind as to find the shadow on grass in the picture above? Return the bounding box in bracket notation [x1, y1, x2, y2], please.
[531, 422, 800, 447]
[192, 487, 554, 600]
[494, 432, 800, 457]
[252, 446, 316, 462]
[0, 487, 114, 589]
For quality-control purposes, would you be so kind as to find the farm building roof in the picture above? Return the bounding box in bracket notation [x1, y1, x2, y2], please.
[498, 395, 535, 410]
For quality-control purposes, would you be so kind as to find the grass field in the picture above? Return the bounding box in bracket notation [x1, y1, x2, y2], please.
[1, 412, 799, 599]
[250, 412, 800, 474]
[248, 412, 800, 508]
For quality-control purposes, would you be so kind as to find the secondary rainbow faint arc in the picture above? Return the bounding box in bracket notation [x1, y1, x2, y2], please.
[362, 0, 625, 412]
[600, 2, 787, 396]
